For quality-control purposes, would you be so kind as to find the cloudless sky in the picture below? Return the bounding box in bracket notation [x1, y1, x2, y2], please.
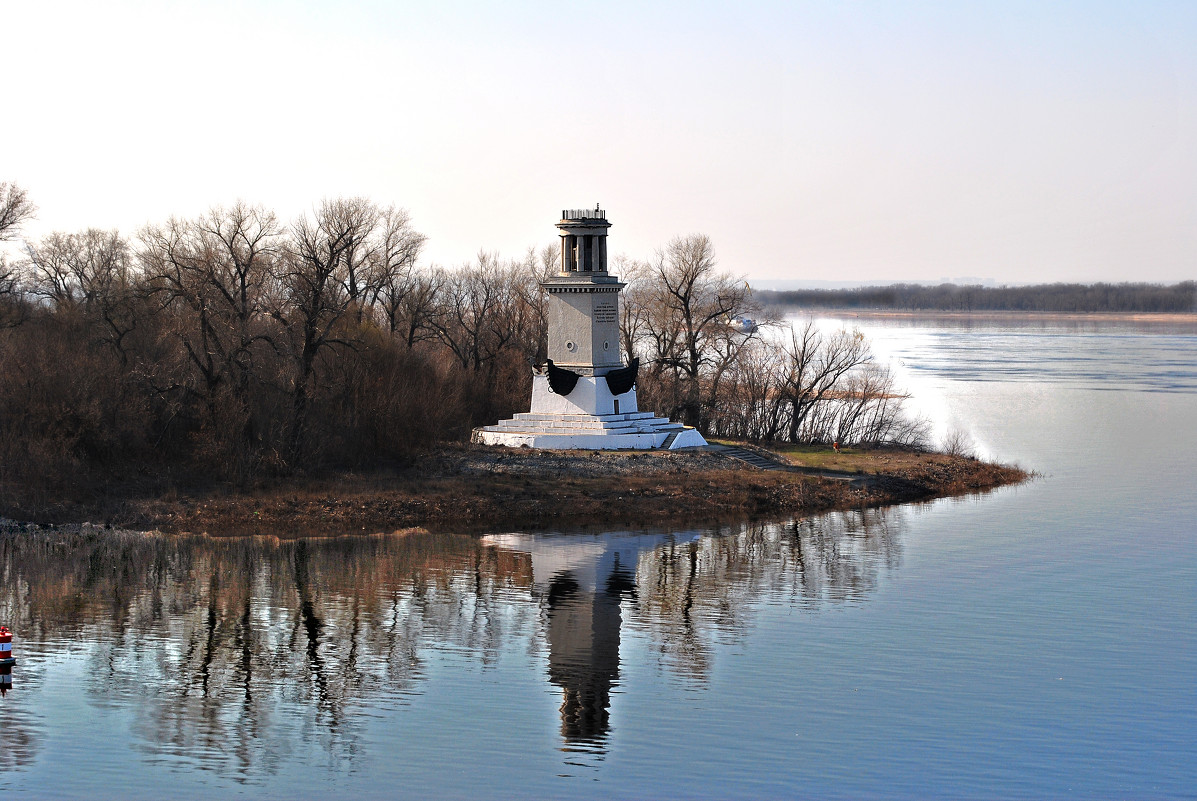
[5, 0, 1196, 283]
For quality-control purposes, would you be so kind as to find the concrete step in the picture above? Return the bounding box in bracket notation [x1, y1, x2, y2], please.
[484, 416, 686, 435]
[509, 416, 658, 428]
[511, 411, 656, 423]
[494, 420, 659, 432]
[709, 444, 792, 471]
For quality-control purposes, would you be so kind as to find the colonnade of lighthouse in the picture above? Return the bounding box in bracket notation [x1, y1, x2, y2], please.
[559, 207, 609, 273]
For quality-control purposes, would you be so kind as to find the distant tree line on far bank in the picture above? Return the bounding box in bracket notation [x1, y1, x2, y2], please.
[758, 282, 1196, 314]
[0, 183, 927, 503]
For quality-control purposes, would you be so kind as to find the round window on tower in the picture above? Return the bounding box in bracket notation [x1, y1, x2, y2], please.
[565, 341, 576, 352]
[604, 341, 610, 350]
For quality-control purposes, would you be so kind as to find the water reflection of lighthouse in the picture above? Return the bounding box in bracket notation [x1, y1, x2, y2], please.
[482, 531, 693, 750]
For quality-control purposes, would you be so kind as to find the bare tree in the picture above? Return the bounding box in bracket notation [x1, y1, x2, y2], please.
[830, 363, 915, 445]
[708, 338, 787, 441]
[273, 198, 381, 455]
[0, 260, 24, 326]
[0, 183, 34, 317]
[329, 198, 381, 317]
[778, 320, 871, 443]
[25, 228, 143, 361]
[430, 253, 519, 372]
[521, 242, 560, 365]
[140, 204, 282, 449]
[28, 229, 130, 308]
[615, 255, 652, 364]
[0, 183, 35, 241]
[508, 245, 557, 365]
[368, 206, 429, 337]
[394, 270, 445, 348]
[636, 234, 754, 428]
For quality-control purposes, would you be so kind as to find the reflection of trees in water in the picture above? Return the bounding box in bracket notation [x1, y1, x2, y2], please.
[0, 704, 39, 771]
[0, 530, 536, 778]
[0, 508, 902, 775]
[630, 509, 901, 682]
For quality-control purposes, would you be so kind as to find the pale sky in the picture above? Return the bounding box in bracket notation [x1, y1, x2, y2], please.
[5, 0, 1197, 284]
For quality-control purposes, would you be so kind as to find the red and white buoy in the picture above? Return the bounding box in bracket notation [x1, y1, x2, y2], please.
[0, 626, 15, 695]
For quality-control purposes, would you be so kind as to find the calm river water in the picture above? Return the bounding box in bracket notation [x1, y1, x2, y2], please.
[1, 316, 1194, 799]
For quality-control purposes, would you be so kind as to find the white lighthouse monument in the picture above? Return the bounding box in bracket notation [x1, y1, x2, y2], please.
[473, 206, 706, 450]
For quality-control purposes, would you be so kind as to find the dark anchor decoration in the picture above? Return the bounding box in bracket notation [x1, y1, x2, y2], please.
[545, 359, 580, 396]
[603, 357, 639, 396]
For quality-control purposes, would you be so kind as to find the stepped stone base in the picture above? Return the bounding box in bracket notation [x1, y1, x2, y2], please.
[472, 373, 707, 450]
[472, 411, 707, 450]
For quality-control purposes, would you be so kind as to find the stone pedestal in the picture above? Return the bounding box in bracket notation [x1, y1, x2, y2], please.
[473, 374, 707, 450]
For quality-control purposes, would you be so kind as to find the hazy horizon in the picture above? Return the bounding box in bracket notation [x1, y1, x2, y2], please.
[5, 1, 1196, 284]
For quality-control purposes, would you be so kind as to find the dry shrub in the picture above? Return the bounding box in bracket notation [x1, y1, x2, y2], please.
[940, 429, 976, 458]
[337, 338, 467, 460]
[0, 313, 151, 493]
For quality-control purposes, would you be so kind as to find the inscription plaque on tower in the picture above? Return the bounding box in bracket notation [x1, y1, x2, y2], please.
[593, 299, 617, 324]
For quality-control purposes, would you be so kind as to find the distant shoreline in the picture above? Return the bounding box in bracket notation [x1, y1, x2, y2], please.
[756, 282, 1195, 318]
[797, 309, 1197, 324]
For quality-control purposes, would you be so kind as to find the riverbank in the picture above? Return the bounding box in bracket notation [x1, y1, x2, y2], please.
[0, 443, 1028, 536]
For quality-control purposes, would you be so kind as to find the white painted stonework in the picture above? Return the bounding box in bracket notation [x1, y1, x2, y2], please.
[529, 373, 624, 416]
[472, 207, 707, 451]
[473, 375, 707, 450]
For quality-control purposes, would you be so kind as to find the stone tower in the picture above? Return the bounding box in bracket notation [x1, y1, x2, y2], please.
[545, 207, 621, 372]
[473, 207, 706, 450]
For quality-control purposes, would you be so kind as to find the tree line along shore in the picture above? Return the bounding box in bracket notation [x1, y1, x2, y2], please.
[758, 281, 1195, 314]
[0, 184, 1027, 530]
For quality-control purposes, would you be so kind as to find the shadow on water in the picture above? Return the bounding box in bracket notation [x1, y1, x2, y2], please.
[0, 509, 901, 778]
